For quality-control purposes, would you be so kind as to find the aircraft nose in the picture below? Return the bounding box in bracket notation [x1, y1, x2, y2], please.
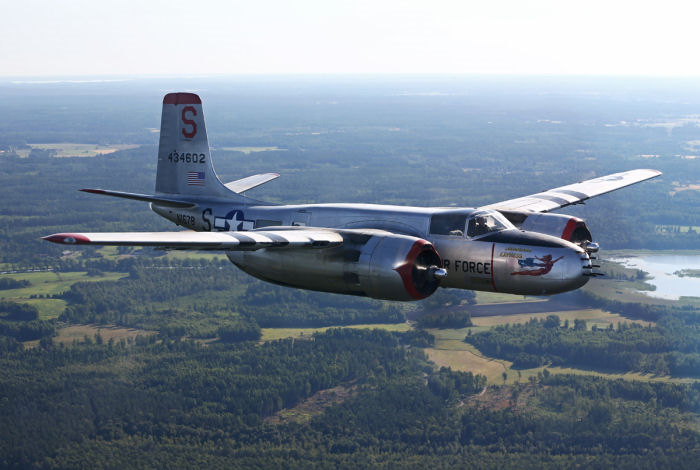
[579, 248, 603, 280]
[573, 249, 594, 288]
[551, 244, 592, 292]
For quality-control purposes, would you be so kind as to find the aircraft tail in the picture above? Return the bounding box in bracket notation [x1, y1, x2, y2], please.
[156, 93, 237, 199]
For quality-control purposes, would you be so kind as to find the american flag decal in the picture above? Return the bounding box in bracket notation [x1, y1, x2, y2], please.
[187, 171, 205, 186]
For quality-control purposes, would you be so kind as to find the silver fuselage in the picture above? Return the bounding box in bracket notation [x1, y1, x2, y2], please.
[152, 200, 590, 296]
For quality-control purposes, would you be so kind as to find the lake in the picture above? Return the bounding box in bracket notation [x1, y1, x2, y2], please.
[607, 254, 700, 300]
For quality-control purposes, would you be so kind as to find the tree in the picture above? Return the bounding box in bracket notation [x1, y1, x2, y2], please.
[543, 315, 561, 329]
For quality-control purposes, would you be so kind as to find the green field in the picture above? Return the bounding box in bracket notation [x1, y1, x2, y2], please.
[261, 323, 411, 341]
[95, 247, 122, 261]
[471, 308, 653, 329]
[425, 345, 508, 384]
[95, 248, 226, 263]
[165, 251, 227, 262]
[0, 271, 128, 319]
[473, 291, 543, 304]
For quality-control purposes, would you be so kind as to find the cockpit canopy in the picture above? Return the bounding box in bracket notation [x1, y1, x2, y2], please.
[466, 210, 513, 237]
[429, 210, 514, 238]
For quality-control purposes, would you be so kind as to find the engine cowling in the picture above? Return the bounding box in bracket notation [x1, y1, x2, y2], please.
[227, 231, 444, 301]
[360, 235, 443, 300]
[499, 211, 592, 245]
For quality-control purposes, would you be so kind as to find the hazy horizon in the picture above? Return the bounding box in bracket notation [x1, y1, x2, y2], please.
[4, 1, 700, 77]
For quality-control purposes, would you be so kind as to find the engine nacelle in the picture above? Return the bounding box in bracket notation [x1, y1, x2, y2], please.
[499, 211, 592, 245]
[227, 231, 443, 301]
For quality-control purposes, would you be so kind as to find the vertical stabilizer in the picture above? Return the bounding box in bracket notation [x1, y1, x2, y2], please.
[156, 93, 233, 198]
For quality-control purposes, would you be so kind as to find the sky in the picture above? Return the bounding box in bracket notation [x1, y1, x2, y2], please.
[2, 0, 700, 77]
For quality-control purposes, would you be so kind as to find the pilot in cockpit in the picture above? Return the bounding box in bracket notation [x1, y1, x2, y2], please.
[472, 216, 490, 236]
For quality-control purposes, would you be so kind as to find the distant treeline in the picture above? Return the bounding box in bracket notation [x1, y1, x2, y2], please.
[0, 278, 30, 290]
[0, 301, 54, 343]
[417, 310, 472, 329]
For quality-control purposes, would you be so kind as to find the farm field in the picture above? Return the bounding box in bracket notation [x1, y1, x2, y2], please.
[0, 271, 128, 319]
[425, 344, 507, 384]
[471, 308, 653, 328]
[260, 322, 411, 341]
[16, 143, 139, 157]
[473, 291, 543, 304]
[426, 326, 699, 385]
[54, 324, 157, 345]
[424, 305, 684, 385]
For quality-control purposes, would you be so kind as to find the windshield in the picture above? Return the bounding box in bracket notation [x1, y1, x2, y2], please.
[429, 212, 468, 236]
[466, 210, 514, 238]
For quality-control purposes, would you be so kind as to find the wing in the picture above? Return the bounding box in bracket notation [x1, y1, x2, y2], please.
[482, 169, 662, 213]
[43, 228, 343, 250]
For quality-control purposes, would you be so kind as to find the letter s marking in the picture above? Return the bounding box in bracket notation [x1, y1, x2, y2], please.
[182, 106, 197, 139]
[202, 208, 212, 231]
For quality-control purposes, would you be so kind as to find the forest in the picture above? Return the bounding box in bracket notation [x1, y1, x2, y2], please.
[0, 76, 699, 468]
[3, 328, 700, 469]
[465, 313, 700, 376]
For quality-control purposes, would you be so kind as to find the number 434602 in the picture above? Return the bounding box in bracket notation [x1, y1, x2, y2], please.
[168, 152, 206, 163]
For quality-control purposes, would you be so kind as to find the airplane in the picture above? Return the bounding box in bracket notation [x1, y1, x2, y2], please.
[43, 92, 662, 301]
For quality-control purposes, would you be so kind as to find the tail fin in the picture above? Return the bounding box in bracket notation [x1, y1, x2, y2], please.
[156, 93, 234, 198]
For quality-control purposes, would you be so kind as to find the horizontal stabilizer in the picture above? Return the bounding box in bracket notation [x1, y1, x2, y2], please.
[80, 189, 196, 208]
[224, 173, 280, 193]
[43, 229, 343, 251]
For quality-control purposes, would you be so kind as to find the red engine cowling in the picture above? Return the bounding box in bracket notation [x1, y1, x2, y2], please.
[359, 236, 443, 300]
[499, 211, 592, 244]
[228, 231, 444, 301]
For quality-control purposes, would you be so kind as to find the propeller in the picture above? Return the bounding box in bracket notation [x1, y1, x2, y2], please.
[412, 249, 445, 295]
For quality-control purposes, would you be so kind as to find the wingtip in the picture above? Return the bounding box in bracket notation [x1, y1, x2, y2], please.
[42, 233, 90, 244]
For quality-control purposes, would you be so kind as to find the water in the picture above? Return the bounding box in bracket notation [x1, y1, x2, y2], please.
[607, 254, 700, 300]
